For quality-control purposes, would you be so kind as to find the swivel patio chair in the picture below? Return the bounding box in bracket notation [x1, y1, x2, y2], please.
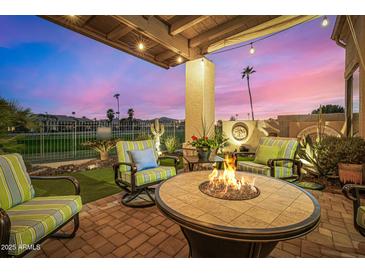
[114, 139, 179, 207]
[234, 137, 302, 181]
[0, 153, 82, 257]
[342, 184, 365, 236]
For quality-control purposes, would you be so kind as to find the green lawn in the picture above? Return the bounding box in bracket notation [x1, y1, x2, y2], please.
[32, 167, 120, 204]
[32, 158, 182, 204]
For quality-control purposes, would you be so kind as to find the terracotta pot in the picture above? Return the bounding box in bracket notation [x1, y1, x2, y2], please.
[100, 151, 109, 161]
[338, 163, 365, 185]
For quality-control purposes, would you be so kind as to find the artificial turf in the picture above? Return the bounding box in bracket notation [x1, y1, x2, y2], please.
[32, 158, 183, 204]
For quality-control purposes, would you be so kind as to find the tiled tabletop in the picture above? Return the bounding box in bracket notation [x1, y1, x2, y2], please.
[159, 171, 317, 229]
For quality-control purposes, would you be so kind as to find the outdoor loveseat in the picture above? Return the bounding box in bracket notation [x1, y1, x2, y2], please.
[114, 139, 179, 207]
[234, 137, 302, 181]
[0, 153, 82, 257]
[343, 184, 365, 236]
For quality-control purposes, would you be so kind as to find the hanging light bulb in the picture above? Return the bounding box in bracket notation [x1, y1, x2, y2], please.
[249, 43, 255, 54]
[321, 16, 329, 27]
[177, 56, 183, 63]
[137, 42, 145, 51]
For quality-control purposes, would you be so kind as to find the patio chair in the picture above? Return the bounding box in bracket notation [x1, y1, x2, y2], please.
[342, 184, 365, 236]
[0, 153, 82, 257]
[114, 139, 179, 207]
[234, 137, 302, 181]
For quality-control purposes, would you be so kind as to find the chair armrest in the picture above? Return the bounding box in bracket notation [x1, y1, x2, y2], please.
[233, 152, 256, 158]
[0, 208, 11, 256]
[342, 184, 365, 202]
[113, 162, 137, 181]
[267, 158, 301, 167]
[30, 176, 81, 195]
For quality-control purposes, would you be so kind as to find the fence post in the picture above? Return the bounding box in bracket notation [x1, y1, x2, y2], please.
[40, 123, 44, 159]
[73, 121, 77, 159]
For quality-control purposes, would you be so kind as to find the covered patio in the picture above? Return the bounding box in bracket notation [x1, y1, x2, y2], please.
[2, 15, 365, 259]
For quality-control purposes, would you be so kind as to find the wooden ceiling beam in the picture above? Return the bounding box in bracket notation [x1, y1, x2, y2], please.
[40, 16, 170, 69]
[189, 16, 277, 48]
[107, 25, 132, 41]
[155, 50, 177, 62]
[112, 15, 201, 60]
[170, 15, 209, 36]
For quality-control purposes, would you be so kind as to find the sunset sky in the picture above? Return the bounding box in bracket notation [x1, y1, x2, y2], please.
[0, 16, 346, 120]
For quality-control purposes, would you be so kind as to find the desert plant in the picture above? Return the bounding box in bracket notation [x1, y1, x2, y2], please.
[82, 139, 117, 161]
[163, 136, 179, 154]
[212, 128, 229, 153]
[150, 119, 165, 155]
[299, 136, 365, 177]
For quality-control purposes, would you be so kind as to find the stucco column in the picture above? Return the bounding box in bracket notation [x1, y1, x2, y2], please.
[360, 67, 365, 138]
[185, 57, 215, 141]
[345, 75, 353, 137]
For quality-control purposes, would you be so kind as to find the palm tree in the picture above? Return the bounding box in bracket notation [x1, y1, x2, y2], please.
[241, 66, 256, 121]
[106, 109, 115, 124]
[127, 108, 134, 121]
[113, 93, 120, 119]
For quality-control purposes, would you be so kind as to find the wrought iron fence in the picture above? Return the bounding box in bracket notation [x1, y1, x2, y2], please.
[13, 120, 185, 164]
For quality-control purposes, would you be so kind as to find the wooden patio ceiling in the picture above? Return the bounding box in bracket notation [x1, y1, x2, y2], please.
[41, 15, 315, 69]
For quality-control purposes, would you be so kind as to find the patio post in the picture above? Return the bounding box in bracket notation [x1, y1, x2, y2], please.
[185, 57, 215, 141]
[360, 67, 365, 138]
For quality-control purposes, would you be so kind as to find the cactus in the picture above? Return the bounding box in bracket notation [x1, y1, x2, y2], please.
[150, 119, 165, 155]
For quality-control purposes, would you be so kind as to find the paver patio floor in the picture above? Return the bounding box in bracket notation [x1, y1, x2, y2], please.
[28, 189, 365, 258]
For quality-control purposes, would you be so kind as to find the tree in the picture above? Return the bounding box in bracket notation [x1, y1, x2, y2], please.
[311, 104, 345, 114]
[127, 108, 134, 120]
[106, 109, 115, 123]
[0, 97, 36, 153]
[241, 66, 256, 121]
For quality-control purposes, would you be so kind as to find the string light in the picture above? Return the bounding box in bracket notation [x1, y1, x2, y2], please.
[137, 42, 145, 51]
[177, 56, 183, 63]
[321, 16, 329, 27]
[249, 43, 255, 54]
[210, 17, 323, 57]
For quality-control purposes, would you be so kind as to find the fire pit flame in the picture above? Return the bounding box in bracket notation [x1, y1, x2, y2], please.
[199, 155, 260, 200]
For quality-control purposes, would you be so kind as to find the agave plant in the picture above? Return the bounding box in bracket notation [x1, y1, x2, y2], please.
[82, 139, 117, 161]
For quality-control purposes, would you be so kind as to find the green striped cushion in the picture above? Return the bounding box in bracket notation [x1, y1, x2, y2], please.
[356, 206, 365, 229]
[259, 137, 298, 168]
[0, 154, 35, 210]
[121, 166, 176, 186]
[237, 161, 293, 178]
[7, 195, 82, 256]
[116, 140, 157, 172]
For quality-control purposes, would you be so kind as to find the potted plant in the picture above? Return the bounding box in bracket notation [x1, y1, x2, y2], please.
[337, 137, 365, 185]
[189, 135, 215, 161]
[82, 139, 117, 161]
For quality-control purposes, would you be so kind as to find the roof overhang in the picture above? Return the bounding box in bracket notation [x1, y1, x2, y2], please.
[41, 15, 318, 69]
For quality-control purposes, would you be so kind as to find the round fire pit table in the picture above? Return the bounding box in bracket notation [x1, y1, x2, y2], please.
[155, 171, 320, 258]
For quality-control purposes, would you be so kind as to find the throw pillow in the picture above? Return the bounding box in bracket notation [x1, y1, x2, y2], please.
[254, 145, 280, 165]
[129, 148, 158, 171]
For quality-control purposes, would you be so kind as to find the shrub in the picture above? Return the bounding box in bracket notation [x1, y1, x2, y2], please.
[163, 136, 179, 154]
[298, 136, 365, 177]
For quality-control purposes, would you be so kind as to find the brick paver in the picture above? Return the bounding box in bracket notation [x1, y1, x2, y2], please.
[27, 189, 365, 258]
